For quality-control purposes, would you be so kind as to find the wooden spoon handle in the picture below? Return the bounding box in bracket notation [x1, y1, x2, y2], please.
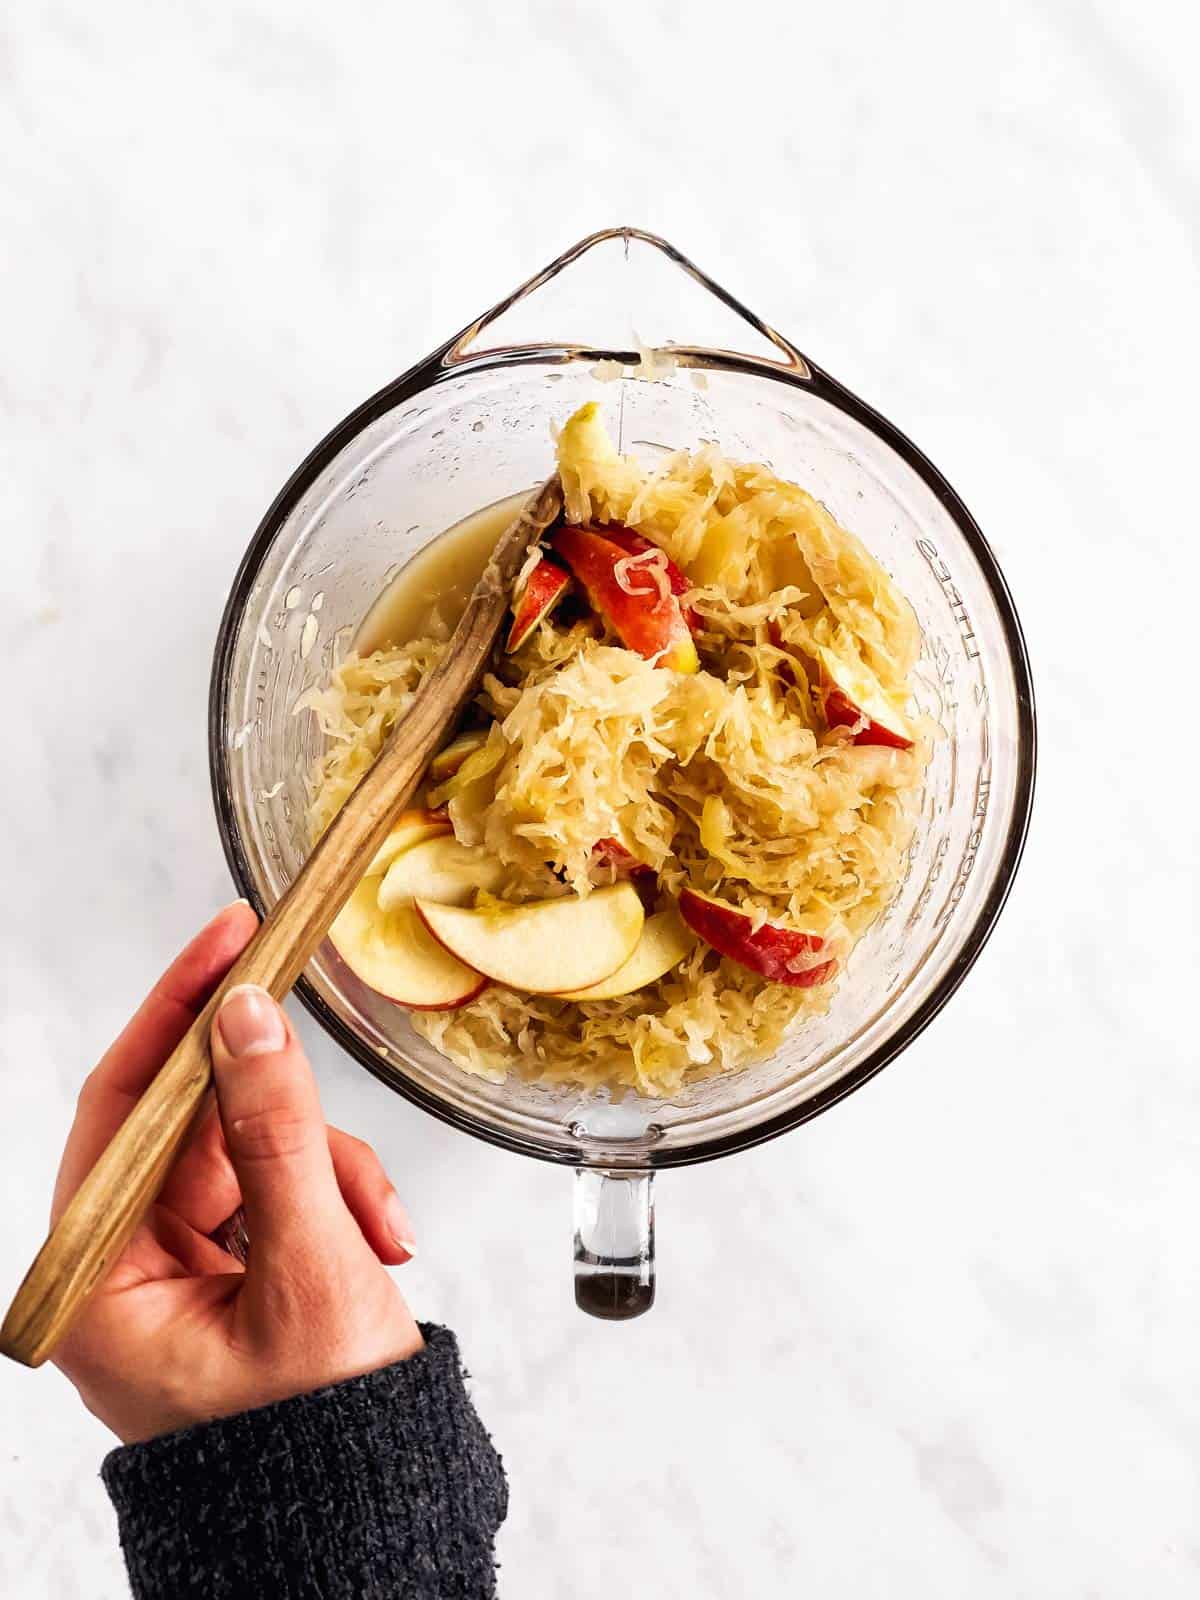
[0, 477, 562, 1369]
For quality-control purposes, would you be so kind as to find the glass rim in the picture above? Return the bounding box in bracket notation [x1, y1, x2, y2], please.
[208, 239, 1037, 1172]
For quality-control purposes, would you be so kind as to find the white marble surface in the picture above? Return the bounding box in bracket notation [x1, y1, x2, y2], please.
[2, 2, 1198, 1595]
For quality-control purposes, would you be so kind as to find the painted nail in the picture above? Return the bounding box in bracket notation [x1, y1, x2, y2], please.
[217, 984, 287, 1058]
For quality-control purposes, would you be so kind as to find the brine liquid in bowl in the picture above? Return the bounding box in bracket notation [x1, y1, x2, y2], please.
[356, 492, 528, 654]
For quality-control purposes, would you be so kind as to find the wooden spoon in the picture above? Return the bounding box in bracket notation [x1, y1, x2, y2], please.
[0, 476, 563, 1369]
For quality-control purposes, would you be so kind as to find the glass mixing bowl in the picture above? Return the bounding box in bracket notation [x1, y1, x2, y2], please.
[209, 230, 1036, 1318]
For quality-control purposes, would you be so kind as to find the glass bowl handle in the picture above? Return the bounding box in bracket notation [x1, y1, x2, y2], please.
[572, 1168, 655, 1319]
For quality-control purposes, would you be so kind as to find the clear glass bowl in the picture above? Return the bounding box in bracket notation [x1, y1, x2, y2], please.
[209, 230, 1036, 1317]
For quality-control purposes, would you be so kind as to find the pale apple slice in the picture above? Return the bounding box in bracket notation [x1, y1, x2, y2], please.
[817, 648, 913, 750]
[678, 889, 836, 988]
[427, 729, 506, 810]
[428, 729, 489, 784]
[506, 557, 571, 651]
[378, 835, 507, 912]
[363, 809, 451, 879]
[416, 883, 644, 994]
[557, 909, 695, 1001]
[329, 879, 487, 1010]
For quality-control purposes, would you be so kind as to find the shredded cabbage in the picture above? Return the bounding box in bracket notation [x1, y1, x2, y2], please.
[613, 545, 670, 604]
[296, 636, 445, 837]
[300, 406, 930, 1097]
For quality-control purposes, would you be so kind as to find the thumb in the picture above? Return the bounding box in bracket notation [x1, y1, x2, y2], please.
[210, 985, 351, 1271]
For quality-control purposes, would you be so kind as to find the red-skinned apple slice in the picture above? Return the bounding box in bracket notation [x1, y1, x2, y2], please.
[329, 879, 488, 1010]
[363, 809, 451, 878]
[594, 524, 700, 631]
[591, 836, 656, 883]
[769, 624, 914, 751]
[506, 557, 571, 652]
[378, 835, 507, 912]
[550, 525, 699, 673]
[678, 889, 836, 988]
[428, 730, 489, 783]
[416, 883, 644, 994]
[817, 648, 914, 750]
[557, 909, 695, 1001]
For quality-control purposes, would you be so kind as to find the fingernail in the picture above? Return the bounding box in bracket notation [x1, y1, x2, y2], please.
[385, 1191, 417, 1256]
[217, 984, 287, 1058]
[212, 897, 257, 929]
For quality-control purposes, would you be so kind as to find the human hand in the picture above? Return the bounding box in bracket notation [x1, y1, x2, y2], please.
[50, 902, 424, 1444]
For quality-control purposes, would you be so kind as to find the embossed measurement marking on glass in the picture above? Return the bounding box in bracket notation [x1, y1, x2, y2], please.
[918, 538, 980, 661]
[913, 537, 993, 931]
[908, 833, 951, 927]
[937, 749, 991, 931]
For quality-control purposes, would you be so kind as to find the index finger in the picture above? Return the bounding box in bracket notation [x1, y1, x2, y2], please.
[51, 900, 260, 1222]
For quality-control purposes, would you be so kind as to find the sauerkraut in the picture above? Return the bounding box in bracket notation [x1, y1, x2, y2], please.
[302, 404, 931, 1097]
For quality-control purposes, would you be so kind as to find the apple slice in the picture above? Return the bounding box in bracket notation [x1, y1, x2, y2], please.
[591, 836, 656, 884]
[557, 909, 695, 1001]
[506, 557, 571, 651]
[416, 883, 644, 994]
[768, 625, 914, 751]
[817, 648, 914, 750]
[551, 525, 699, 673]
[329, 879, 487, 1010]
[428, 730, 489, 784]
[378, 835, 507, 912]
[364, 809, 451, 878]
[598, 524, 699, 630]
[678, 889, 836, 988]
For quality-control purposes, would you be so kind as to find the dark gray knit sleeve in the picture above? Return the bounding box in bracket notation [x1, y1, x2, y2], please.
[100, 1324, 506, 1600]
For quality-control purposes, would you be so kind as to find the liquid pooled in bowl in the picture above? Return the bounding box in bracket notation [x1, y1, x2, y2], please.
[355, 493, 528, 656]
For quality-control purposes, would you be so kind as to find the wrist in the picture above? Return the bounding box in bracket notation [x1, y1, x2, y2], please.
[102, 1326, 506, 1599]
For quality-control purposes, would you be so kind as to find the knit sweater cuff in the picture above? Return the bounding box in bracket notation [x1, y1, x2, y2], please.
[101, 1324, 506, 1600]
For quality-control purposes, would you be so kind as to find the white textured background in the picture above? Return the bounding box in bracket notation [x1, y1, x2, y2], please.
[3, 3, 1198, 1595]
